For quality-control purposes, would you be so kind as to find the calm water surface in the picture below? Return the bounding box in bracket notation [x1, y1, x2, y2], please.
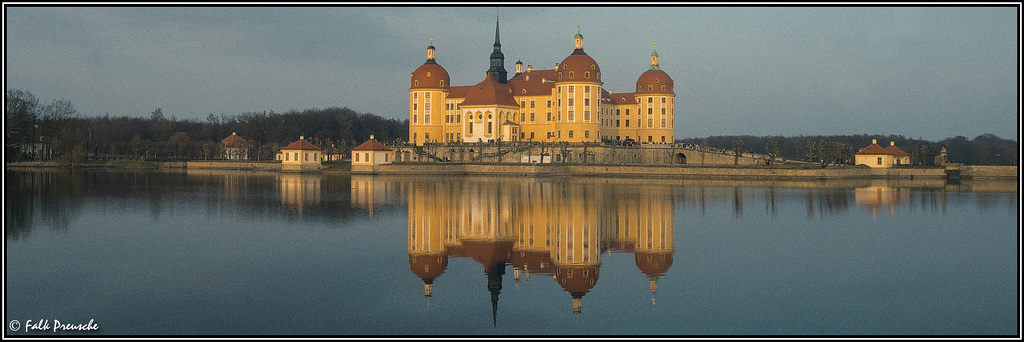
[4, 169, 1019, 336]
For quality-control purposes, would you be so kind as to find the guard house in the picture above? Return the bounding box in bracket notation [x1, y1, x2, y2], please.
[280, 136, 322, 171]
[351, 135, 393, 166]
[220, 132, 249, 160]
[855, 139, 911, 168]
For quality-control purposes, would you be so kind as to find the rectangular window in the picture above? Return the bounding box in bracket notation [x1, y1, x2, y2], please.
[487, 124, 492, 134]
[365, 152, 370, 162]
[413, 103, 417, 110]
[584, 98, 590, 106]
[661, 136, 666, 143]
[569, 86, 574, 93]
[425, 132, 430, 141]
[304, 152, 308, 161]
[568, 98, 574, 106]
[530, 112, 535, 122]
[661, 118, 666, 127]
[457, 133, 461, 140]
[354, 153, 358, 162]
[425, 115, 430, 124]
[569, 111, 574, 121]
[625, 109, 630, 116]
[569, 130, 574, 138]
[585, 131, 590, 138]
[648, 136, 653, 142]
[584, 110, 590, 122]
[584, 86, 590, 93]
[413, 133, 417, 142]
[457, 114, 461, 123]
[626, 120, 630, 127]
[648, 119, 653, 127]
[648, 108, 653, 115]
[616, 119, 620, 127]
[413, 115, 417, 124]
[285, 153, 290, 161]
[530, 101, 535, 108]
[662, 108, 666, 115]
[530, 132, 535, 139]
[877, 157, 882, 165]
[648, 97, 653, 103]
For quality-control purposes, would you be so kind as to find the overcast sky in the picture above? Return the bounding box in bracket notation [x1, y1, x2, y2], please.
[4, 5, 1019, 141]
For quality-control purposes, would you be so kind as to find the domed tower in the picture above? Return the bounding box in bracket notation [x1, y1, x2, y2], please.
[553, 26, 602, 143]
[410, 38, 451, 146]
[634, 44, 675, 144]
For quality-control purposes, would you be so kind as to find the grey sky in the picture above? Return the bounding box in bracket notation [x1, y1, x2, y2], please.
[4, 5, 1018, 141]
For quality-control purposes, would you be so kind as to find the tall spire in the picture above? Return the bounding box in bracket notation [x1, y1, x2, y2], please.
[487, 8, 508, 83]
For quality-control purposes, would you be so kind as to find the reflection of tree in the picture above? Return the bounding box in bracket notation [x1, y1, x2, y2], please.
[6, 170, 86, 240]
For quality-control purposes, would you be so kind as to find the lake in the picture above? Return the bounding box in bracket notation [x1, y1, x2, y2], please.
[4, 169, 1019, 336]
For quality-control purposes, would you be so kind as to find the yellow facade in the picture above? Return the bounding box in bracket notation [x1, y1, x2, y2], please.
[409, 19, 675, 146]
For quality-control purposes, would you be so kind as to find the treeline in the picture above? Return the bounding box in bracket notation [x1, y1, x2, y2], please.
[678, 134, 1019, 166]
[5, 89, 408, 162]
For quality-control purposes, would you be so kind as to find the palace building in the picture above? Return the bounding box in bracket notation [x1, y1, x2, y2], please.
[409, 16, 676, 146]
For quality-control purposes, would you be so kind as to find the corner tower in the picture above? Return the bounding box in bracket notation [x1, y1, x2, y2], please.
[634, 44, 675, 144]
[553, 26, 602, 143]
[410, 38, 450, 146]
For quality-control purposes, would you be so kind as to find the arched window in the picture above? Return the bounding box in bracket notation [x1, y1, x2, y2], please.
[558, 72, 562, 79]
[661, 85, 666, 92]
[440, 80, 444, 87]
[584, 71, 590, 79]
[648, 85, 653, 91]
[414, 80, 419, 87]
[655, 78, 659, 84]
[426, 72, 431, 77]
[569, 71, 574, 79]
[591, 64, 596, 70]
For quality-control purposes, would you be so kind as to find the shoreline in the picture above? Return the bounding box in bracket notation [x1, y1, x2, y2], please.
[6, 160, 1018, 180]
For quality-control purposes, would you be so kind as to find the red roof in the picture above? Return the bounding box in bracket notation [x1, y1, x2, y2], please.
[282, 138, 321, 151]
[220, 133, 247, 147]
[351, 138, 392, 151]
[883, 145, 910, 156]
[460, 73, 519, 107]
[857, 142, 910, 156]
[447, 85, 471, 99]
[509, 69, 557, 97]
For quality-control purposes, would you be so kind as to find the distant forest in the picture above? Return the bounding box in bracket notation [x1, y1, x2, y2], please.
[678, 134, 1019, 166]
[5, 89, 407, 162]
[6, 89, 1018, 166]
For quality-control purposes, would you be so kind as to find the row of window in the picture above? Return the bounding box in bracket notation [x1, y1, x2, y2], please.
[283, 151, 317, 162]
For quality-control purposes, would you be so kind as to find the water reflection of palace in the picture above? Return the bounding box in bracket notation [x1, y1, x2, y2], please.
[378, 176, 676, 323]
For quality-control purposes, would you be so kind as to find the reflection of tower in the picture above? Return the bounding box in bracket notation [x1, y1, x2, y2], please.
[618, 184, 675, 306]
[279, 173, 321, 214]
[552, 182, 601, 318]
[408, 181, 449, 309]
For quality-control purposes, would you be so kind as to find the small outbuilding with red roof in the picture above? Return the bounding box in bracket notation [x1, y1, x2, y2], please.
[855, 139, 911, 168]
[280, 136, 322, 171]
[351, 135, 393, 167]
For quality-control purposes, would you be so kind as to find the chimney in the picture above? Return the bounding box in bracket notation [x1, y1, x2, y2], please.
[370, 134, 375, 141]
[890, 141, 895, 146]
[871, 139, 877, 145]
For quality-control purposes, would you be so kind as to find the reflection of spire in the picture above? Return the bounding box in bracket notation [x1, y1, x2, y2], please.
[424, 280, 433, 310]
[486, 262, 506, 329]
[650, 277, 658, 306]
[572, 294, 583, 323]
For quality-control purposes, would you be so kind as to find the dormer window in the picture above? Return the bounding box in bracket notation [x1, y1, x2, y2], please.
[414, 80, 419, 87]
[584, 71, 590, 79]
[440, 80, 444, 87]
[426, 72, 431, 77]
[569, 71, 574, 79]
